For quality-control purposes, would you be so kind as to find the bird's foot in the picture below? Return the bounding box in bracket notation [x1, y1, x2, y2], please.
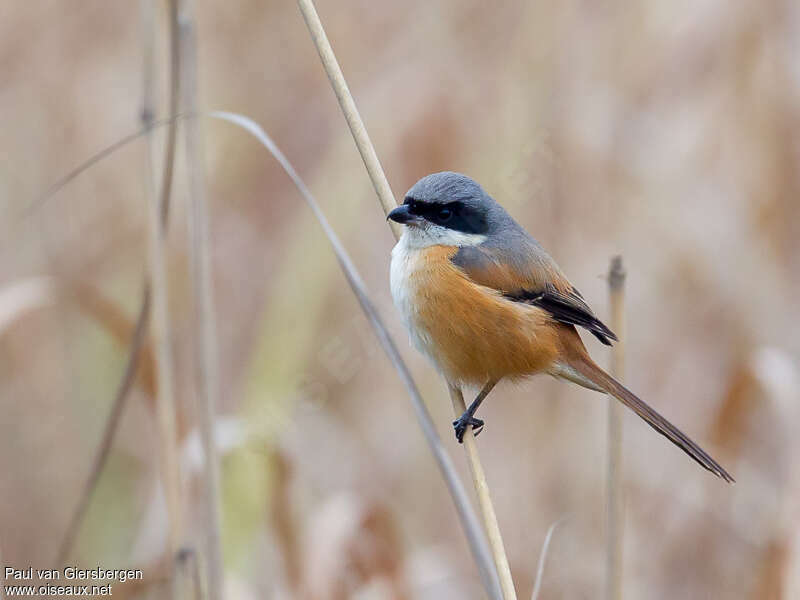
[452, 414, 484, 443]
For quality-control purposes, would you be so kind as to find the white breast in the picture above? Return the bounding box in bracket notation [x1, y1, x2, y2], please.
[390, 233, 436, 362]
[390, 227, 489, 377]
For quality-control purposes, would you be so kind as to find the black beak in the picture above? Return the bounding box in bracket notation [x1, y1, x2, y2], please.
[387, 205, 418, 225]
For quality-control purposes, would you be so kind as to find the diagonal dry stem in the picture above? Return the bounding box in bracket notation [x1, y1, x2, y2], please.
[209, 110, 503, 600]
[295, 0, 514, 596]
[23, 114, 189, 221]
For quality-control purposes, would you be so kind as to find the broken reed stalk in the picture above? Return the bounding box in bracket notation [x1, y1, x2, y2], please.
[605, 256, 626, 600]
[449, 386, 517, 600]
[294, 1, 513, 597]
[142, 0, 183, 558]
[179, 3, 225, 599]
[531, 519, 561, 600]
[208, 111, 502, 600]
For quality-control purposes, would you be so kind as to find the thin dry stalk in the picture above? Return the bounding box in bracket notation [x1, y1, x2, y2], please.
[294, 1, 512, 596]
[27, 115, 190, 220]
[531, 519, 561, 600]
[208, 111, 502, 600]
[605, 256, 626, 600]
[158, 0, 182, 225]
[179, 3, 224, 599]
[449, 386, 517, 600]
[22, 114, 187, 220]
[142, 0, 183, 557]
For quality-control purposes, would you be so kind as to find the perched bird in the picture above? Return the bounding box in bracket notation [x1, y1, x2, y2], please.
[388, 171, 733, 482]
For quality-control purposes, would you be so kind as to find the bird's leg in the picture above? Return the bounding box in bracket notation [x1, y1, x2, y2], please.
[453, 380, 498, 443]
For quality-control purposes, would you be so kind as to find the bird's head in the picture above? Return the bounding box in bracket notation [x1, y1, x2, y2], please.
[388, 172, 502, 248]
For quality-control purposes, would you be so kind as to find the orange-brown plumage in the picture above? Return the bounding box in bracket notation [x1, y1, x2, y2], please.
[402, 245, 561, 384]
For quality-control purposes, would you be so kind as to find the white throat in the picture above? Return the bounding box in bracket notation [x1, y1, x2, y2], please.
[396, 223, 488, 250]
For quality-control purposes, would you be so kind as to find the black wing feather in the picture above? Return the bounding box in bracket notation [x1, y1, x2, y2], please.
[503, 284, 618, 345]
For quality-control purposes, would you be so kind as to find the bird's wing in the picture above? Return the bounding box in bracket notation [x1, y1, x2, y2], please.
[451, 242, 617, 345]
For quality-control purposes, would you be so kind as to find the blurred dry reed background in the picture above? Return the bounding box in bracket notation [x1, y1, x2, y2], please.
[1, 0, 800, 599]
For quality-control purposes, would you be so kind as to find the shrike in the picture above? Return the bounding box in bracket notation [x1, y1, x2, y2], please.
[389, 171, 733, 482]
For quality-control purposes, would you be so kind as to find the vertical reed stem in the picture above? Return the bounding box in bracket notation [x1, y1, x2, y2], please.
[179, 2, 225, 599]
[449, 385, 518, 600]
[606, 256, 626, 600]
[142, 0, 183, 559]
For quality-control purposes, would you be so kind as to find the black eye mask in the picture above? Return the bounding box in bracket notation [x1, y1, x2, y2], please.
[403, 197, 488, 234]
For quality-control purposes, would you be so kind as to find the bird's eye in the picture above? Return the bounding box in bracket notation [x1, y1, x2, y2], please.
[438, 208, 452, 222]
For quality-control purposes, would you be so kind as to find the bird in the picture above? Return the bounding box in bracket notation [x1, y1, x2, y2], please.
[388, 171, 734, 482]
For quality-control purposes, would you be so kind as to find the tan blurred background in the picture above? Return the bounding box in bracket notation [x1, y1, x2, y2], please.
[1, 0, 799, 598]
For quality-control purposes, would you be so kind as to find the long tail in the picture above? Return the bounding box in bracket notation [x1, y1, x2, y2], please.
[560, 354, 735, 483]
